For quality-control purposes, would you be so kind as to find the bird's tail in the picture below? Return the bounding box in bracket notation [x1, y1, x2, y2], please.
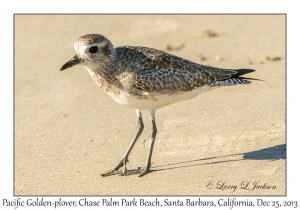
[233, 69, 262, 81]
[210, 69, 260, 86]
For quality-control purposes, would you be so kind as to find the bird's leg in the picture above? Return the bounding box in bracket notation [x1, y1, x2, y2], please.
[101, 109, 144, 177]
[139, 110, 157, 177]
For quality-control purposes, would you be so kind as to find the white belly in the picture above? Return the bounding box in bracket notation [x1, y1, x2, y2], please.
[109, 85, 218, 110]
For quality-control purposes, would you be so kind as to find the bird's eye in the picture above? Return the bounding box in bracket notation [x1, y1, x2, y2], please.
[89, 46, 98, 53]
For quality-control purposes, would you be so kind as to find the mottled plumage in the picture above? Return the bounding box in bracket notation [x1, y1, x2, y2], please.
[60, 34, 256, 177]
[115, 46, 253, 93]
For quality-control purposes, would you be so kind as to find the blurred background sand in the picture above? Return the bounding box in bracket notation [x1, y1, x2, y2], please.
[15, 15, 285, 195]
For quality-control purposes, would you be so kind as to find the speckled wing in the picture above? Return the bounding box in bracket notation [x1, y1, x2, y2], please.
[116, 46, 254, 93]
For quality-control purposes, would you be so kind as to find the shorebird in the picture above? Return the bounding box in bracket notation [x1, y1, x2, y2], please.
[60, 34, 256, 177]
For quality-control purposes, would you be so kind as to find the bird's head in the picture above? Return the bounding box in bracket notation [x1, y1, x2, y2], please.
[60, 34, 115, 71]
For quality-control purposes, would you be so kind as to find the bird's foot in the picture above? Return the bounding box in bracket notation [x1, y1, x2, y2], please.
[119, 166, 150, 177]
[137, 166, 150, 177]
[100, 155, 152, 177]
[101, 165, 150, 177]
[100, 159, 128, 177]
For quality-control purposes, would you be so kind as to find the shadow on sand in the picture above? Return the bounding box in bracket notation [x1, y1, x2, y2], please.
[243, 144, 286, 160]
[151, 144, 286, 173]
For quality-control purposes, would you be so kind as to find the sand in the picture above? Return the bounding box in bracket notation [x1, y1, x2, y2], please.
[14, 15, 285, 195]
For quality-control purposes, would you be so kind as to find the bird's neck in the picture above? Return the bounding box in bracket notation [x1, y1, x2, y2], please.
[83, 60, 123, 92]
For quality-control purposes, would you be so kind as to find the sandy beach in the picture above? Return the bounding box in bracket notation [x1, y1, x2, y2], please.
[14, 15, 285, 195]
